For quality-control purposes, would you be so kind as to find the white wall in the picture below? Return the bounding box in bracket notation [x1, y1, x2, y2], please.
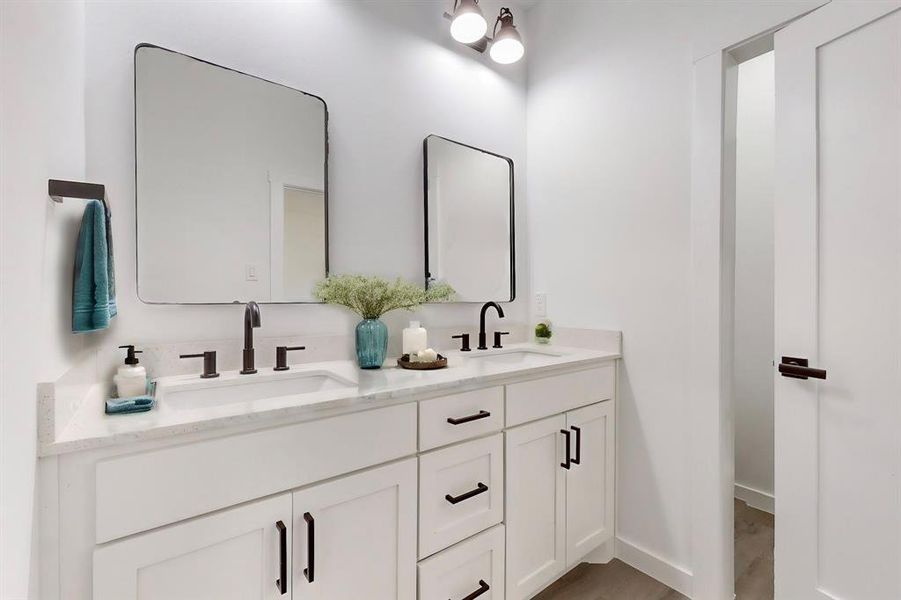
[526, 0, 821, 580]
[733, 52, 775, 507]
[0, 2, 89, 598]
[84, 0, 530, 354]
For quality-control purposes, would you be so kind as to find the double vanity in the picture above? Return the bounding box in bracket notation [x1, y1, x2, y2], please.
[35, 39, 619, 600]
[40, 340, 619, 600]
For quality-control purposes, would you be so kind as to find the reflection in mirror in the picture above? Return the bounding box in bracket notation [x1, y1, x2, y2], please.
[135, 45, 327, 304]
[424, 135, 514, 302]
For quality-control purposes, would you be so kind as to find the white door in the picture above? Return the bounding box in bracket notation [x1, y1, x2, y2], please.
[505, 414, 566, 600]
[93, 494, 291, 600]
[565, 401, 615, 567]
[292, 458, 417, 600]
[775, 3, 901, 598]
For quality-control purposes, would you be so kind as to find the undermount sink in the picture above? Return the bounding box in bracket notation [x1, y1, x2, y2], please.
[465, 348, 562, 366]
[157, 369, 356, 411]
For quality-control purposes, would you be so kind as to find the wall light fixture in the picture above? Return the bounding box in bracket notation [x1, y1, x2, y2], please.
[444, 2, 524, 64]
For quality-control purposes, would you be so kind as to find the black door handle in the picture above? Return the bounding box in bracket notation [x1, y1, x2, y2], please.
[445, 482, 489, 505]
[570, 426, 581, 465]
[779, 356, 827, 380]
[275, 520, 287, 595]
[447, 410, 491, 425]
[453, 579, 490, 600]
[303, 512, 314, 583]
[561, 429, 572, 469]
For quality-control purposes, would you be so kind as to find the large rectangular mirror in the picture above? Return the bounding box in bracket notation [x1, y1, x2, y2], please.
[135, 44, 327, 304]
[424, 135, 515, 302]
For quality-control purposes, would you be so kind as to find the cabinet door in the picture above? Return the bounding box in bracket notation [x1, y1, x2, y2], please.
[93, 494, 291, 600]
[505, 414, 566, 600]
[292, 458, 417, 600]
[565, 401, 615, 567]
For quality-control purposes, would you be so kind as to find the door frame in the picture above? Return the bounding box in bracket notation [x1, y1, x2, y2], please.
[688, 4, 827, 599]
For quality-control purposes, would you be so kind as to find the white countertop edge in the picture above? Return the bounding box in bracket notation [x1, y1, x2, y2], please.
[39, 344, 620, 457]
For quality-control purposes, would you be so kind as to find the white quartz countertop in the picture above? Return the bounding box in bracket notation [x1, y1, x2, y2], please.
[39, 343, 619, 456]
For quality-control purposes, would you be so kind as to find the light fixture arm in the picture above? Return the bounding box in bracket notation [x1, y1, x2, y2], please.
[492, 7, 514, 38]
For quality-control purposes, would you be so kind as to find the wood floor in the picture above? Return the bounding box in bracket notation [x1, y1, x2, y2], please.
[533, 499, 774, 600]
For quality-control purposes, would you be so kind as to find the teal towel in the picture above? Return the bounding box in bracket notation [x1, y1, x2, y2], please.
[105, 382, 155, 415]
[73, 199, 117, 333]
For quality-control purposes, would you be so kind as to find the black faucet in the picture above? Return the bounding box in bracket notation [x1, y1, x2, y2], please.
[241, 301, 262, 374]
[478, 301, 505, 350]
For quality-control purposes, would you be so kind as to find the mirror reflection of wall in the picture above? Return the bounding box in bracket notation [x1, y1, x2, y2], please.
[424, 136, 514, 302]
[135, 45, 327, 304]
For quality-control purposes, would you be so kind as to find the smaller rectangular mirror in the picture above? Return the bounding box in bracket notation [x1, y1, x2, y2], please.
[424, 135, 515, 302]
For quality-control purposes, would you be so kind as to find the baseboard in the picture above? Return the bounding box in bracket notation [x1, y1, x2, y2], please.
[734, 483, 775, 514]
[615, 536, 693, 598]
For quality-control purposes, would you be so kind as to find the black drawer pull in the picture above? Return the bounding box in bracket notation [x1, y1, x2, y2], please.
[445, 482, 489, 505]
[561, 428, 572, 469]
[570, 426, 581, 465]
[303, 512, 314, 583]
[453, 579, 490, 600]
[447, 410, 491, 425]
[275, 520, 287, 595]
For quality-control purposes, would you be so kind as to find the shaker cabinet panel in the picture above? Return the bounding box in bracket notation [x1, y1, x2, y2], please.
[565, 401, 615, 567]
[93, 494, 291, 600]
[504, 415, 567, 600]
[418, 525, 506, 600]
[419, 434, 504, 558]
[292, 459, 417, 600]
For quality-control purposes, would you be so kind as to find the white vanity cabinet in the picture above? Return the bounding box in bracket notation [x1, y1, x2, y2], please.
[93, 494, 292, 600]
[47, 353, 618, 600]
[504, 369, 616, 600]
[292, 459, 418, 600]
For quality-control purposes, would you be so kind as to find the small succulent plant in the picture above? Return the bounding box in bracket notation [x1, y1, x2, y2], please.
[535, 321, 552, 341]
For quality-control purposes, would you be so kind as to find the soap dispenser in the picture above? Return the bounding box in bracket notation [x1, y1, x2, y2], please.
[115, 345, 147, 398]
[402, 321, 428, 356]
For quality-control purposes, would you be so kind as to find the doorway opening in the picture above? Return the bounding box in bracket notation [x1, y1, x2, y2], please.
[731, 48, 775, 599]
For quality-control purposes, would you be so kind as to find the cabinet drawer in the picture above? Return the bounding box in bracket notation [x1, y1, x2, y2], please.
[419, 434, 504, 558]
[418, 525, 505, 600]
[95, 403, 417, 543]
[419, 387, 504, 451]
[505, 364, 614, 427]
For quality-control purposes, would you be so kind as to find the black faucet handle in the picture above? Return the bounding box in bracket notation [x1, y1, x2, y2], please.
[179, 351, 219, 379]
[274, 345, 307, 371]
[452, 334, 471, 352]
[493, 331, 511, 349]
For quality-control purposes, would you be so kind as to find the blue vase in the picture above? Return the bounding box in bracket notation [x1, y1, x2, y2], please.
[355, 318, 388, 369]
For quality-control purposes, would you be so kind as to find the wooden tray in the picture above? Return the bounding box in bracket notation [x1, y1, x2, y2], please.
[397, 354, 448, 370]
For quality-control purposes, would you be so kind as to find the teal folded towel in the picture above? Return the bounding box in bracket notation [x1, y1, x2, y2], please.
[105, 381, 155, 415]
[73, 199, 117, 333]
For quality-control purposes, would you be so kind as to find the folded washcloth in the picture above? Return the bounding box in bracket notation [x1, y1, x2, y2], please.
[73, 199, 117, 333]
[105, 381, 155, 415]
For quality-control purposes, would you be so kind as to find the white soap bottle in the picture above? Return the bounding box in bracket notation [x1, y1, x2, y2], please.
[402, 321, 428, 356]
[114, 345, 147, 398]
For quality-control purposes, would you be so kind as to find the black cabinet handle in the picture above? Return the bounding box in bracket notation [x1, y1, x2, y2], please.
[453, 579, 490, 600]
[561, 429, 572, 469]
[570, 426, 581, 465]
[447, 410, 491, 425]
[778, 356, 827, 380]
[275, 520, 287, 595]
[445, 482, 489, 505]
[303, 512, 315, 583]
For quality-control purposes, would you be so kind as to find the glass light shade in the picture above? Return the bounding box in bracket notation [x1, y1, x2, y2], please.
[489, 35, 524, 64]
[450, 1, 488, 44]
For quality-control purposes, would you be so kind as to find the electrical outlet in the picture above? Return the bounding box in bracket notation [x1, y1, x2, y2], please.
[536, 293, 547, 318]
[245, 264, 258, 282]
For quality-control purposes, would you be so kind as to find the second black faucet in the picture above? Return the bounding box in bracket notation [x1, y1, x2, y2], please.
[241, 300, 262, 374]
